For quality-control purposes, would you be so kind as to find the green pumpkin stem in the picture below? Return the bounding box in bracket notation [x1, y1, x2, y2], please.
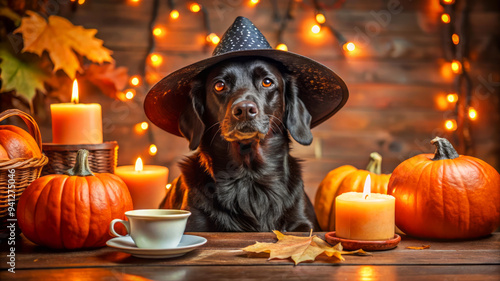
[66, 149, 95, 176]
[366, 152, 382, 175]
[431, 137, 459, 161]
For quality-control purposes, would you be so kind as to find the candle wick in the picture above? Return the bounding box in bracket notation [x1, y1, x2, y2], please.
[364, 194, 369, 200]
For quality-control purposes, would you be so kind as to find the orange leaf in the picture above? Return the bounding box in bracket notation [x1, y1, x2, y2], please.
[242, 231, 370, 265]
[14, 11, 113, 79]
[406, 245, 431, 250]
[80, 63, 129, 99]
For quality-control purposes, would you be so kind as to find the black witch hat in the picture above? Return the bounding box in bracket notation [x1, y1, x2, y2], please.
[144, 16, 348, 137]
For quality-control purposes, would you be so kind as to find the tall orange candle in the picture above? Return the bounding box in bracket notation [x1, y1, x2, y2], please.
[51, 80, 103, 144]
[115, 157, 169, 210]
[335, 175, 395, 241]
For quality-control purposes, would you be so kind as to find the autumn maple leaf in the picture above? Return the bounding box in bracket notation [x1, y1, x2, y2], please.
[80, 63, 128, 99]
[14, 11, 113, 79]
[242, 230, 370, 265]
[0, 43, 48, 101]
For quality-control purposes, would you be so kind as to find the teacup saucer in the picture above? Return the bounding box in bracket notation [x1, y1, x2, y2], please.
[106, 234, 207, 259]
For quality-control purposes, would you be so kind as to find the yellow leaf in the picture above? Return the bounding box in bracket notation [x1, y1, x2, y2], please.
[242, 231, 371, 265]
[407, 245, 431, 250]
[14, 11, 113, 79]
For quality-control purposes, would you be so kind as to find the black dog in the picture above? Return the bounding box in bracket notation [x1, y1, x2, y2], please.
[160, 57, 320, 232]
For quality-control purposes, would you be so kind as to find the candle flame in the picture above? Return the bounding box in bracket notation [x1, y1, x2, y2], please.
[71, 79, 79, 104]
[362, 174, 371, 199]
[135, 157, 143, 172]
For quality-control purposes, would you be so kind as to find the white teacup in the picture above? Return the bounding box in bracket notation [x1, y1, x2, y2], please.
[109, 209, 191, 249]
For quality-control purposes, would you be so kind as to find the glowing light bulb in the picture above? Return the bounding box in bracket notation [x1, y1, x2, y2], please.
[149, 144, 158, 156]
[446, 93, 458, 103]
[315, 13, 326, 24]
[451, 60, 462, 73]
[468, 107, 477, 120]
[311, 24, 321, 34]
[125, 89, 136, 100]
[445, 119, 457, 131]
[443, 0, 455, 4]
[170, 9, 179, 20]
[78, 0, 85, 4]
[189, 3, 201, 13]
[134, 123, 148, 134]
[452, 33, 459, 45]
[276, 43, 288, 51]
[150, 53, 163, 67]
[130, 76, 141, 86]
[441, 13, 451, 24]
[343, 42, 356, 52]
[153, 26, 166, 37]
[206, 33, 220, 45]
[249, 0, 259, 6]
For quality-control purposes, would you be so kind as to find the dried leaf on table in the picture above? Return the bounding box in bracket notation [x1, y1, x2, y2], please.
[406, 245, 431, 250]
[242, 230, 370, 265]
[0, 43, 48, 102]
[80, 63, 128, 99]
[14, 11, 113, 79]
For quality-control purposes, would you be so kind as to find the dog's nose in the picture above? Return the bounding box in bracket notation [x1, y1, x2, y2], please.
[232, 101, 258, 120]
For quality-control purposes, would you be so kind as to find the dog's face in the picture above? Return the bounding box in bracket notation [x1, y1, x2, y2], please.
[179, 58, 313, 151]
[205, 59, 285, 144]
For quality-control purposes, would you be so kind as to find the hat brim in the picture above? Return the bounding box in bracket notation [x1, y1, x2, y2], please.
[144, 49, 348, 137]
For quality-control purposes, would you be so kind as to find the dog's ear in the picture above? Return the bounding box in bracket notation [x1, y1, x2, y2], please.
[284, 75, 313, 145]
[179, 80, 206, 150]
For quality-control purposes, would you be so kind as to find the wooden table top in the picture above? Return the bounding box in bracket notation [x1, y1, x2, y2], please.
[1, 232, 499, 280]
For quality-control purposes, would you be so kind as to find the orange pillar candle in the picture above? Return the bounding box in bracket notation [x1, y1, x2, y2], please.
[335, 175, 395, 241]
[51, 80, 103, 144]
[115, 157, 169, 210]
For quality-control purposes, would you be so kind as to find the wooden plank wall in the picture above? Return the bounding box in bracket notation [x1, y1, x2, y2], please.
[37, 0, 499, 201]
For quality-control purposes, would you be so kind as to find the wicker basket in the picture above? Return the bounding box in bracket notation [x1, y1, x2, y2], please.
[0, 109, 48, 237]
[41, 141, 118, 176]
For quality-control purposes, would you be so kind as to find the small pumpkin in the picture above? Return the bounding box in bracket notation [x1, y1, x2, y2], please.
[17, 149, 133, 249]
[314, 152, 391, 231]
[388, 137, 500, 240]
[0, 125, 41, 159]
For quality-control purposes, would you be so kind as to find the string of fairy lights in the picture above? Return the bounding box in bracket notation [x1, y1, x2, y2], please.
[439, 0, 475, 153]
[122, 0, 355, 157]
[119, 0, 479, 157]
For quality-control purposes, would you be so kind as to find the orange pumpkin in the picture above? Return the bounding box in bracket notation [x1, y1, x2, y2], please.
[388, 137, 500, 239]
[0, 125, 41, 159]
[17, 149, 133, 249]
[314, 152, 391, 231]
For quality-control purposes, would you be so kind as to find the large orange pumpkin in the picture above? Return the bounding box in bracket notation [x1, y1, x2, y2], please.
[0, 125, 41, 159]
[314, 152, 391, 231]
[17, 149, 133, 249]
[388, 137, 500, 239]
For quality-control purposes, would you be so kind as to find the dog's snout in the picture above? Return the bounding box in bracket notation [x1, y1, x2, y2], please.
[232, 101, 258, 120]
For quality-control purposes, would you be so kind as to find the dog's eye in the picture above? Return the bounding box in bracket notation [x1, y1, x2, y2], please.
[214, 81, 225, 92]
[262, 78, 273, 88]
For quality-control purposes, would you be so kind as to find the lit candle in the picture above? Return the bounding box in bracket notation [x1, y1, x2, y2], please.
[115, 157, 169, 210]
[335, 175, 395, 241]
[50, 80, 103, 144]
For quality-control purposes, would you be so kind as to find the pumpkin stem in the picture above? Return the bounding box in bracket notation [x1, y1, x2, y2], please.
[66, 149, 95, 177]
[431, 137, 459, 161]
[366, 152, 382, 175]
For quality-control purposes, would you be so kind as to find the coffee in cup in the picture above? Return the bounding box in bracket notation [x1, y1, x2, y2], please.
[109, 209, 191, 248]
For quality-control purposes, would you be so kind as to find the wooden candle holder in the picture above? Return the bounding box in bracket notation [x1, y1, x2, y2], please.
[325, 231, 401, 251]
[41, 141, 118, 176]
